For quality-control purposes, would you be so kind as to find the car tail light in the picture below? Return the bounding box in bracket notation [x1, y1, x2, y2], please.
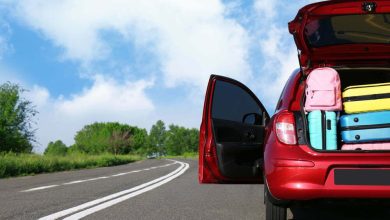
[275, 112, 297, 145]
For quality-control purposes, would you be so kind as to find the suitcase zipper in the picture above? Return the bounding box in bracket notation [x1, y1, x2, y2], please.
[343, 93, 390, 102]
[321, 111, 327, 150]
[341, 123, 390, 131]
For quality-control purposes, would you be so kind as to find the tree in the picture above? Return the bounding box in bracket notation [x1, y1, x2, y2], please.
[186, 128, 199, 152]
[165, 125, 199, 155]
[109, 130, 133, 155]
[73, 122, 141, 154]
[132, 128, 148, 153]
[165, 125, 185, 155]
[0, 82, 37, 153]
[148, 120, 166, 154]
[73, 123, 111, 154]
[44, 140, 68, 156]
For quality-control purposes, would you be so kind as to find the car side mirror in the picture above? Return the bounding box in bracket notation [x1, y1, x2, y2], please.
[242, 112, 262, 125]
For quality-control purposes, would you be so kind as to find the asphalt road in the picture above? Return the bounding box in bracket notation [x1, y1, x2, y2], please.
[1, 159, 390, 220]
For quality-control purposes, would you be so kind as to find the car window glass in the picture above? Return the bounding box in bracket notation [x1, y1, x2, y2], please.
[305, 14, 390, 47]
[211, 80, 262, 124]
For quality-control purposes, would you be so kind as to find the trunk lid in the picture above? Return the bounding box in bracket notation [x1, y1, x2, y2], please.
[289, 0, 390, 68]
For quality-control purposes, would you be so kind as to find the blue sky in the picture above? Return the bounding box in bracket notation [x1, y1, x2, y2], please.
[0, 0, 317, 152]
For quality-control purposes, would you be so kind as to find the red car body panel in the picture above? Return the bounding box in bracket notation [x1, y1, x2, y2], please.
[198, 76, 221, 183]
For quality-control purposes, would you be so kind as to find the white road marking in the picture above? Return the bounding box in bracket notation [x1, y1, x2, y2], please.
[21, 185, 59, 192]
[65, 162, 189, 220]
[110, 172, 127, 177]
[63, 176, 109, 185]
[38, 160, 188, 220]
[21, 161, 176, 192]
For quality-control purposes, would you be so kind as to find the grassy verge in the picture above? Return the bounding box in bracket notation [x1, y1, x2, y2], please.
[0, 153, 143, 178]
[162, 152, 198, 159]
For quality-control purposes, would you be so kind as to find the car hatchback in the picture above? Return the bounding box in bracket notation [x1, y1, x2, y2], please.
[198, 1, 390, 220]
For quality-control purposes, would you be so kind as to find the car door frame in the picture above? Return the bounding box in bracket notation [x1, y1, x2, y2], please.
[199, 74, 270, 184]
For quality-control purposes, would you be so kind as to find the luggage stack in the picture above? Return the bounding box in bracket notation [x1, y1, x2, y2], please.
[340, 83, 390, 150]
[305, 67, 390, 151]
[305, 67, 342, 150]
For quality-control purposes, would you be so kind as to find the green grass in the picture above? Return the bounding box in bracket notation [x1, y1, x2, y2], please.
[0, 153, 143, 178]
[162, 151, 198, 159]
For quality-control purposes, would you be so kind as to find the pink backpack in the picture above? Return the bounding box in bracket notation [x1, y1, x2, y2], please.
[304, 67, 342, 112]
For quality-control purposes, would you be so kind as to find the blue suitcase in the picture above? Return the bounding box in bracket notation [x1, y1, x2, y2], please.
[340, 111, 390, 143]
[308, 111, 338, 150]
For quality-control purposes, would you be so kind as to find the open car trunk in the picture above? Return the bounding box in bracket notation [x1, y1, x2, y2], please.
[289, 0, 390, 68]
[338, 68, 390, 90]
[303, 67, 390, 151]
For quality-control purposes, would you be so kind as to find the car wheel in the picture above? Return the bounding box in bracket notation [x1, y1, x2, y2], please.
[265, 185, 287, 220]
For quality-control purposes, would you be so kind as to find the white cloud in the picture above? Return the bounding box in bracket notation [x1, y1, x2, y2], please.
[254, 0, 277, 21]
[13, 0, 252, 89]
[57, 75, 154, 117]
[257, 26, 298, 101]
[249, 28, 300, 112]
[0, 20, 12, 60]
[254, 0, 317, 23]
[26, 76, 154, 153]
[28, 85, 50, 107]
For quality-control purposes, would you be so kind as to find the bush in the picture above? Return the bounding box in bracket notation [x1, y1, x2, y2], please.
[0, 153, 142, 178]
[73, 122, 147, 154]
[44, 140, 68, 156]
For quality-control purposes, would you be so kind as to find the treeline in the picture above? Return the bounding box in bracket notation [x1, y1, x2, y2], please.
[1, 82, 199, 156]
[44, 120, 199, 156]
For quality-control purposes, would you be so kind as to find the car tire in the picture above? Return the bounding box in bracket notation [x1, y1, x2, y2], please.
[265, 185, 287, 220]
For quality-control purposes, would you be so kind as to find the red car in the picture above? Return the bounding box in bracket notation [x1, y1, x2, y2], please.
[198, 1, 390, 219]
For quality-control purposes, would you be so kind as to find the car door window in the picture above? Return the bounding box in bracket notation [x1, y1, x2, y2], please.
[211, 80, 265, 144]
[212, 80, 263, 124]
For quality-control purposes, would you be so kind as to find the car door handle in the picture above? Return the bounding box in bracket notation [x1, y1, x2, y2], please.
[245, 131, 256, 140]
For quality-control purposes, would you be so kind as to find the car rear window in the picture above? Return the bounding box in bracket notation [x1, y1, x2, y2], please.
[305, 13, 390, 47]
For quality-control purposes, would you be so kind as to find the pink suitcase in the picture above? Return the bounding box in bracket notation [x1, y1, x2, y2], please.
[304, 67, 342, 112]
[341, 143, 390, 151]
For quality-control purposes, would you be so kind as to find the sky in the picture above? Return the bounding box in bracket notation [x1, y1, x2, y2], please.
[0, 0, 318, 153]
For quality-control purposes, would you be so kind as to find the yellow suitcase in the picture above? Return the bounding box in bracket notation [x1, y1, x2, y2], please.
[343, 82, 390, 114]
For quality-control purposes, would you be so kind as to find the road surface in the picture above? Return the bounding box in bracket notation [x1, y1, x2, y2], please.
[1, 159, 389, 220]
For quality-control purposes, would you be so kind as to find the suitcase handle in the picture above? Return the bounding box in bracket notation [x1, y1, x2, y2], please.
[327, 119, 331, 130]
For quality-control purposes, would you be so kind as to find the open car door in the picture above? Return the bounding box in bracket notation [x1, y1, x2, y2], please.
[199, 75, 269, 183]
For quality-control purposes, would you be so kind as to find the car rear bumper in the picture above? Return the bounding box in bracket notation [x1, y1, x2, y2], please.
[269, 174, 390, 201]
[265, 145, 390, 201]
